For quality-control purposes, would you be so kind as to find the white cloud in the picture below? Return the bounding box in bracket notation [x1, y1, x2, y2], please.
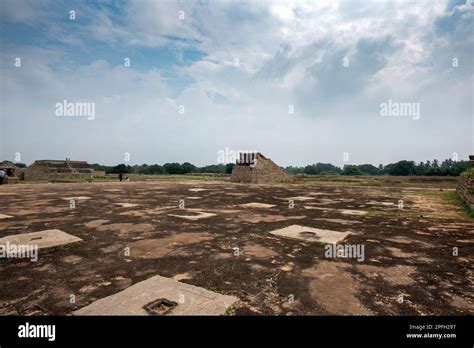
[1, 0, 472, 165]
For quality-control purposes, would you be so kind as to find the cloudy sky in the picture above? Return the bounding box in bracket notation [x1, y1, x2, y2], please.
[0, 0, 472, 166]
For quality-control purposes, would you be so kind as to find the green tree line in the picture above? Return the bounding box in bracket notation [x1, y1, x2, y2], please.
[285, 159, 470, 176]
[10, 158, 470, 177]
[92, 162, 234, 175]
[91, 158, 469, 176]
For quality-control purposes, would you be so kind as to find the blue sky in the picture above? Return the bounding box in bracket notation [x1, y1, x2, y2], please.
[0, 0, 472, 166]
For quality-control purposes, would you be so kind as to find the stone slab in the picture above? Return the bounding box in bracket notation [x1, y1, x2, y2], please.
[283, 196, 315, 201]
[63, 196, 91, 200]
[269, 225, 351, 244]
[189, 188, 208, 192]
[168, 210, 217, 221]
[73, 275, 238, 315]
[367, 201, 395, 206]
[340, 209, 368, 216]
[114, 203, 139, 208]
[240, 202, 276, 209]
[0, 214, 13, 219]
[0, 229, 82, 249]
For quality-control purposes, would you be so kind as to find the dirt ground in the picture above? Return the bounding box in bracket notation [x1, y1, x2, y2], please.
[0, 178, 473, 315]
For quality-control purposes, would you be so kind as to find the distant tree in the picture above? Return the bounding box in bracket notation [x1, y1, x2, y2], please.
[341, 165, 363, 176]
[110, 163, 132, 174]
[149, 164, 164, 174]
[14, 163, 27, 168]
[181, 162, 197, 174]
[303, 164, 319, 175]
[415, 161, 426, 175]
[134, 164, 163, 174]
[357, 164, 380, 175]
[87, 157, 470, 178]
[425, 167, 444, 176]
[303, 163, 341, 175]
[285, 166, 305, 174]
[319, 170, 341, 176]
[92, 163, 107, 171]
[449, 161, 469, 176]
[225, 163, 234, 174]
[163, 163, 183, 174]
[386, 160, 416, 176]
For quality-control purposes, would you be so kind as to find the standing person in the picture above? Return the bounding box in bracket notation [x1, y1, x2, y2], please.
[118, 172, 123, 182]
[0, 169, 5, 185]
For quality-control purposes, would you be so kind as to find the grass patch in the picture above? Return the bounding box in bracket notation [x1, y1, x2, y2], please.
[443, 191, 474, 219]
[224, 304, 237, 316]
[41, 242, 80, 255]
[410, 190, 445, 197]
[294, 175, 458, 189]
[75, 300, 93, 310]
[366, 209, 422, 219]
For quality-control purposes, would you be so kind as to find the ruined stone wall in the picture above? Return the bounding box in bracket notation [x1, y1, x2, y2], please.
[5, 177, 19, 184]
[24, 170, 92, 181]
[93, 170, 106, 177]
[24, 160, 94, 181]
[231, 155, 289, 183]
[254, 157, 289, 183]
[230, 164, 255, 183]
[457, 169, 474, 209]
[23, 169, 49, 181]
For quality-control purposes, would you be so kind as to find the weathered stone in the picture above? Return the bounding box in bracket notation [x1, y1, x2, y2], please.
[73, 275, 238, 315]
[24, 159, 94, 181]
[457, 167, 474, 209]
[231, 152, 289, 184]
[114, 203, 139, 208]
[168, 210, 217, 221]
[269, 225, 351, 244]
[0, 229, 82, 249]
[240, 202, 276, 208]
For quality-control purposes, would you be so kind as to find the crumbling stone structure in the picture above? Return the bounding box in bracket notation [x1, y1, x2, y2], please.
[231, 152, 289, 183]
[24, 159, 94, 181]
[0, 161, 20, 184]
[457, 155, 474, 209]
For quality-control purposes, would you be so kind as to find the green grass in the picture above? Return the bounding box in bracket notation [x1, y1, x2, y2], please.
[443, 191, 474, 219]
[410, 190, 445, 197]
[224, 304, 237, 316]
[75, 300, 93, 310]
[294, 175, 458, 189]
[41, 242, 79, 254]
[460, 167, 474, 177]
[366, 208, 422, 219]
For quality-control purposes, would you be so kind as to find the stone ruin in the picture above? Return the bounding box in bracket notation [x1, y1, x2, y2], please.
[230, 152, 289, 183]
[0, 161, 21, 184]
[457, 155, 474, 209]
[24, 158, 94, 181]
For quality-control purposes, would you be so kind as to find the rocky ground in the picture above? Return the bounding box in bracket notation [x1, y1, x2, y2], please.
[0, 178, 472, 315]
